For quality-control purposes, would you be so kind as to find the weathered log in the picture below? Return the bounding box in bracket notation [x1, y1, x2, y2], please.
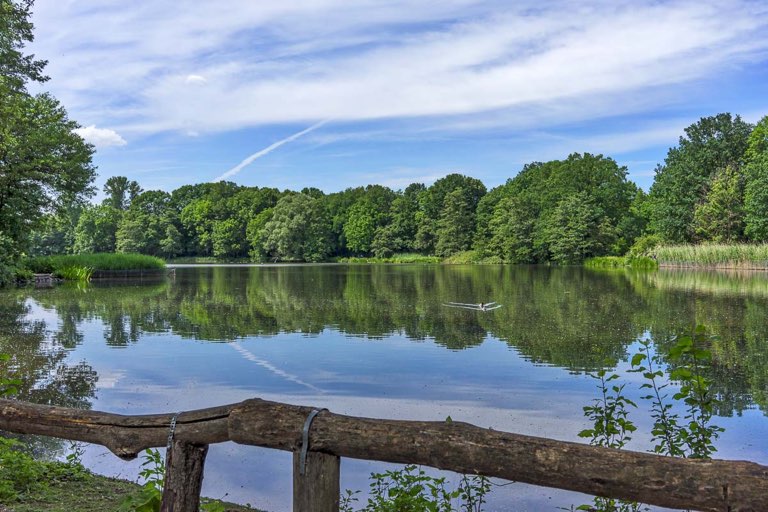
[161, 441, 209, 512]
[293, 451, 340, 512]
[229, 398, 768, 512]
[0, 399, 230, 459]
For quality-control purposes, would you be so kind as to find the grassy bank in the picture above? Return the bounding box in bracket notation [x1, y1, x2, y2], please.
[23, 253, 165, 280]
[337, 253, 441, 264]
[652, 243, 768, 269]
[584, 256, 658, 269]
[0, 448, 260, 512]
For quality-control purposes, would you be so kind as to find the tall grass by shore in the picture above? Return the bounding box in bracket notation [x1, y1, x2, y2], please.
[337, 253, 441, 264]
[25, 253, 165, 274]
[653, 244, 768, 269]
[584, 256, 658, 269]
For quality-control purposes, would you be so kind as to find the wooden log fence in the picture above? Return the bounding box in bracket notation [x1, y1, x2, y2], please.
[0, 397, 766, 512]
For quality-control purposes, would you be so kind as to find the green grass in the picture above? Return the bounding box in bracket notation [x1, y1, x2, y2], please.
[653, 244, 768, 269]
[167, 256, 251, 264]
[338, 253, 441, 264]
[5, 470, 261, 512]
[440, 250, 505, 264]
[584, 256, 658, 269]
[25, 253, 165, 274]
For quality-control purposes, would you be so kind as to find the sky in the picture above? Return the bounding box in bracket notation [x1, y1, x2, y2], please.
[27, 0, 768, 196]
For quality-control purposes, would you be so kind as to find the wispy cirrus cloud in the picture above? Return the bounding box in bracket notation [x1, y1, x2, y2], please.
[30, 0, 768, 139]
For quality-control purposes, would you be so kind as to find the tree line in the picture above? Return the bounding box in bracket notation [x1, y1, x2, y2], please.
[26, 112, 768, 265]
[3, 1, 768, 272]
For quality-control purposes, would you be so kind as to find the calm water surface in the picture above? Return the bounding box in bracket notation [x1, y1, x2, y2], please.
[1, 265, 767, 511]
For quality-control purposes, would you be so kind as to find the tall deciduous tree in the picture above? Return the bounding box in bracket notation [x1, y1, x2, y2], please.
[415, 174, 486, 253]
[0, 0, 94, 278]
[435, 188, 475, 257]
[260, 194, 332, 262]
[103, 176, 142, 210]
[692, 165, 744, 242]
[648, 114, 752, 242]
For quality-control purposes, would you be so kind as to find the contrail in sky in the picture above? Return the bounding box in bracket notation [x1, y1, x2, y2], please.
[212, 120, 329, 182]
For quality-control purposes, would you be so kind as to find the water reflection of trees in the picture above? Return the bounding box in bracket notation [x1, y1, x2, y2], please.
[0, 297, 99, 458]
[0, 298, 97, 408]
[16, 266, 768, 416]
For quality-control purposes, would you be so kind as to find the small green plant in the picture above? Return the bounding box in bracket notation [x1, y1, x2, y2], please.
[456, 475, 491, 512]
[54, 265, 93, 281]
[0, 437, 46, 502]
[576, 327, 723, 511]
[119, 448, 165, 512]
[342, 465, 491, 512]
[0, 353, 21, 397]
[364, 464, 453, 512]
[119, 448, 234, 512]
[578, 364, 644, 512]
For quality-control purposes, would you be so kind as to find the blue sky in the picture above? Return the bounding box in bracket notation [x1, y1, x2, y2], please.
[28, 0, 768, 196]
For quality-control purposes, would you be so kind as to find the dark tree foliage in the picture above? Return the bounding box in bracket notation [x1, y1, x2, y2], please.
[415, 174, 486, 253]
[0, 0, 95, 283]
[0, 0, 47, 90]
[480, 153, 638, 263]
[648, 114, 753, 243]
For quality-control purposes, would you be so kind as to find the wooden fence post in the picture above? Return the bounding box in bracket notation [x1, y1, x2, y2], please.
[160, 440, 209, 512]
[293, 450, 340, 512]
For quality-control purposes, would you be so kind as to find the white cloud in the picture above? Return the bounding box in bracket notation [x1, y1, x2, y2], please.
[73, 125, 127, 148]
[185, 74, 207, 84]
[29, 0, 768, 138]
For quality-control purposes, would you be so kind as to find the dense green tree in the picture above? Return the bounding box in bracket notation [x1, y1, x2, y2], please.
[472, 184, 508, 257]
[415, 174, 486, 253]
[744, 154, 768, 241]
[648, 114, 752, 242]
[0, 91, 95, 253]
[541, 192, 609, 264]
[0, 0, 47, 90]
[746, 116, 768, 163]
[212, 218, 245, 258]
[480, 154, 636, 263]
[0, 0, 94, 279]
[103, 176, 142, 210]
[435, 188, 475, 257]
[160, 224, 183, 258]
[692, 165, 745, 242]
[371, 183, 424, 257]
[486, 195, 536, 263]
[73, 205, 121, 253]
[115, 190, 176, 256]
[260, 194, 332, 262]
[343, 185, 395, 254]
[246, 208, 274, 261]
[28, 203, 83, 256]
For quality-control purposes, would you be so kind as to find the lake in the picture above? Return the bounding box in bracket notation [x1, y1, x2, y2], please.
[1, 264, 767, 511]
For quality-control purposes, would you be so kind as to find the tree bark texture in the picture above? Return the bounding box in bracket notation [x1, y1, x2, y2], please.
[1, 397, 767, 511]
[293, 451, 340, 512]
[160, 441, 209, 512]
[229, 399, 768, 512]
[0, 399, 229, 459]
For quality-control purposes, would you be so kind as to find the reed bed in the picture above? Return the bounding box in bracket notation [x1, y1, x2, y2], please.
[653, 244, 768, 269]
[25, 253, 166, 274]
[584, 256, 658, 269]
[339, 253, 441, 264]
